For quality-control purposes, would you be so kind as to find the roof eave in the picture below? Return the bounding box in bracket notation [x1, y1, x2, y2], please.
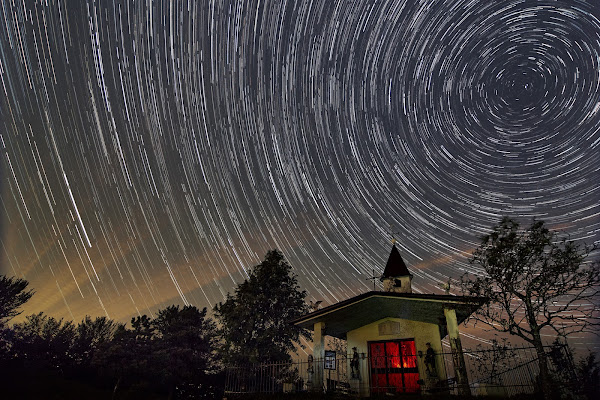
[291, 291, 488, 327]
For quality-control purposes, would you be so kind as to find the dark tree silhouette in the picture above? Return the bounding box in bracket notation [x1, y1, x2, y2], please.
[461, 217, 600, 399]
[94, 315, 155, 395]
[0, 275, 34, 326]
[0, 275, 220, 398]
[1, 275, 34, 361]
[72, 316, 121, 373]
[153, 305, 221, 398]
[95, 308, 220, 399]
[214, 249, 310, 365]
[12, 312, 76, 370]
[577, 352, 600, 400]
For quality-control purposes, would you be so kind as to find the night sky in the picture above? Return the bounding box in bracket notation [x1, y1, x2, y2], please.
[1, 0, 599, 349]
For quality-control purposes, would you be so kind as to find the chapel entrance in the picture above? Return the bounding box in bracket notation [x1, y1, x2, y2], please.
[369, 339, 420, 394]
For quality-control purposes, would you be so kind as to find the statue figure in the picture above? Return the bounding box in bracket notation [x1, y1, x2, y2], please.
[425, 342, 436, 376]
[350, 347, 360, 379]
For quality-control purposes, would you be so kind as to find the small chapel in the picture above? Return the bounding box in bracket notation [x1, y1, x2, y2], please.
[293, 243, 487, 396]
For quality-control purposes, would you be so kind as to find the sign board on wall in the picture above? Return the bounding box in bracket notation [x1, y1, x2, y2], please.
[324, 350, 336, 370]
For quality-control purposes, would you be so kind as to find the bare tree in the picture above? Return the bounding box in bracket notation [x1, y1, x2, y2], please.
[460, 217, 600, 399]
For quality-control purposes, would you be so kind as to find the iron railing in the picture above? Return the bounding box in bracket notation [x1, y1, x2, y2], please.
[442, 343, 577, 397]
[224, 344, 577, 397]
[224, 357, 348, 394]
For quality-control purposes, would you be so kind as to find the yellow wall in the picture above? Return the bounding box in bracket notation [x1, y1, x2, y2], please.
[346, 317, 447, 397]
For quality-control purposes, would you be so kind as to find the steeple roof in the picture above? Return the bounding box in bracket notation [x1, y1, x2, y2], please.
[380, 244, 411, 280]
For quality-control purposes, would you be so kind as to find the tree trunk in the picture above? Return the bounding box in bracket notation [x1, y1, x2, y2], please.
[532, 331, 552, 400]
[112, 376, 121, 400]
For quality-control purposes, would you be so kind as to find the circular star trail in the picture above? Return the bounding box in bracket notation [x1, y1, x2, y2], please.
[1, 0, 599, 348]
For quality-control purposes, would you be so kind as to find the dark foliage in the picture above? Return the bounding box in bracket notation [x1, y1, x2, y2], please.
[152, 305, 221, 398]
[0, 275, 34, 325]
[72, 316, 122, 370]
[94, 307, 222, 399]
[11, 312, 76, 371]
[0, 274, 223, 399]
[214, 249, 310, 365]
[577, 352, 600, 400]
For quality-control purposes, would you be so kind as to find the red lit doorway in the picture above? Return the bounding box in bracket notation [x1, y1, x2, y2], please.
[369, 339, 420, 394]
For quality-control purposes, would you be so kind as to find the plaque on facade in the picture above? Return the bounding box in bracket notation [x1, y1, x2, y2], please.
[378, 321, 401, 335]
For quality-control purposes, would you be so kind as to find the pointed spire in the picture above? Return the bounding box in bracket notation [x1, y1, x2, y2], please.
[380, 244, 411, 280]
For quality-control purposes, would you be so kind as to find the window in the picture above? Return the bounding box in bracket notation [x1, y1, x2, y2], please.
[369, 339, 420, 393]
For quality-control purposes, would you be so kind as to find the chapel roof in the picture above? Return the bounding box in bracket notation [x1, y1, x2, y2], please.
[292, 291, 487, 339]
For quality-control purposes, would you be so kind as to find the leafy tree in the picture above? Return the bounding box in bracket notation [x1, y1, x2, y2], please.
[92, 323, 134, 394]
[0, 273, 221, 399]
[0, 275, 35, 361]
[93, 315, 155, 395]
[72, 316, 120, 372]
[153, 305, 221, 398]
[460, 217, 600, 399]
[0, 275, 34, 326]
[95, 307, 220, 399]
[12, 312, 76, 370]
[214, 249, 310, 365]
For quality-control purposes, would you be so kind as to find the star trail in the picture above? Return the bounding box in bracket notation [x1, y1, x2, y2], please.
[1, 0, 599, 348]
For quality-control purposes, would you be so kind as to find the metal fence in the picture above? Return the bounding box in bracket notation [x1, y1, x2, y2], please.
[224, 356, 350, 394]
[442, 343, 577, 397]
[224, 344, 577, 397]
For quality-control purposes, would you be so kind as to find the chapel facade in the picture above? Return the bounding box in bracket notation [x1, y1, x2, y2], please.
[293, 244, 485, 396]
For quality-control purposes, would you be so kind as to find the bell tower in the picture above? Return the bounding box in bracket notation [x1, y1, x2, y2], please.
[380, 243, 413, 293]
